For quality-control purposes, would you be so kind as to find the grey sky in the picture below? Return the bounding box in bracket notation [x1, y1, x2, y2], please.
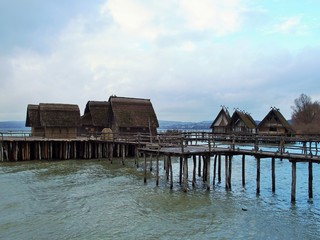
[0, 0, 319, 121]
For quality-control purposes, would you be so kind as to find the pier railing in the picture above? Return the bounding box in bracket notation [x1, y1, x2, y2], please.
[0, 130, 31, 140]
[1, 130, 320, 159]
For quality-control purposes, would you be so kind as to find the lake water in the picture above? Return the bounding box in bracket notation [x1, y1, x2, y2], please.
[0, 155, 320, 240]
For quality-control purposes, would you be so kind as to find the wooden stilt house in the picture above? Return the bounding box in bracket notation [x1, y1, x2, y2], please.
[228, 110, 257, 134]
[80, 96, 159, 137]
[108, 96, 159, 136]
[210, 106, 231, 134]
[258, 108, 295, 136]
[26, 103, 80, 138]
[80, 101, 110, 134]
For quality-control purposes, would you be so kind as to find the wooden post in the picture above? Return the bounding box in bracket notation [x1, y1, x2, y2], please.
[213, 155, 217, 187]
[228, 155, 232, 190]
[135, 148, 139, 168]
[218, 154, 221, 183]
[198, 155, 201, 177]
[272, 157, 275, 193]
[256, 157, 260, 195]
[183, 157, 188, 192]
[0, 142, 3, 162]
[149, 154, 153, 171]
[169, 156, 173, 189]
[242, 154, 245, 188]
[308, 159, 313, 199]
[192, 155, 196, 187]
[144, 153, 147, 184]
[117, 144, 120, 157]
[291, 161, 296, 203]
[38, 142, 41, 160]
[225, 155, 229, 190]
[206, 156, 210, 190]
[156, 152, 159, 186]
[179, 157, 183, 185]
[110, 143, 114, 163]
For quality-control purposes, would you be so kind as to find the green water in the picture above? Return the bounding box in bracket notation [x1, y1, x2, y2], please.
[0, 157, 319, 239]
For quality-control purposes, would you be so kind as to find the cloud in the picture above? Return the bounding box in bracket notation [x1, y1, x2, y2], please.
[0, 0, 320, 122]
[266, 16, 308, 35]
[179, 0, 243, 35]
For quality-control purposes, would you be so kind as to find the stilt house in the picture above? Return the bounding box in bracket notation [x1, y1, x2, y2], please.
[26, 103, 80, 138]
[210, 107, 231, 134]
[258, 108, 295, 136]
[80, 101, 110, 134]
[228, 110, 257, 134]
[108, 96, 159, 136]
[81, 96, 159, 136]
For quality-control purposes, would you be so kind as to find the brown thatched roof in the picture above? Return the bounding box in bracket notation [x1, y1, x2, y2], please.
[109, 96, 159, 128]
[26, 103, 80, 127]
[25, 104, 40, 127]
[229, 110, 257, 129]
[81, 101, 110, 127]
[258, 108, 295, 133]
[210, 107, 231, 129]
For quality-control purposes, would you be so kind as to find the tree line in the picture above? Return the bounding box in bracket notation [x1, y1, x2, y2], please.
[291, 93, 320, 134]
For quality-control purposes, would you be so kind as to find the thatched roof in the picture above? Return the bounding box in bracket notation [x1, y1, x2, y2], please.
[81, 101, 110, 127]
[210, 107, 231, 129]
[258, 108, 295, 133]
[109, 96, 159, 128]
[26, 103, 80, 127]
[229, 110, 257, 129]
[25, 104, 40, 127]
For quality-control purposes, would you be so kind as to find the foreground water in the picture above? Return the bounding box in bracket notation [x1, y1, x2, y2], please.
[1, 156, 320, 240]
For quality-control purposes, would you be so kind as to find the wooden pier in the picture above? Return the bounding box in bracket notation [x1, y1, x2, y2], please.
[1, 131, 320, 202]
[138, 133, 320, 203]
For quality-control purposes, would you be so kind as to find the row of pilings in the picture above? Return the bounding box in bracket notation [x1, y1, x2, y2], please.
[141, 151, 316, 203]
[0, 139, 139, 162]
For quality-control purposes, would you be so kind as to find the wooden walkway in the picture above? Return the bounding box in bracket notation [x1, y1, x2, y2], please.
[1, 131, 320, 202]
[138, 133, 320, 203]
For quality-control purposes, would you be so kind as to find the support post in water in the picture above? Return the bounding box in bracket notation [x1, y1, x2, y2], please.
[156, 152, 159, 186]
[144, 153, 147, 184]
[183, 157, 188, 192]
[309, 159, 313, 199]
[179, 157, 183, 185]
[169, 156, 173, 189]
[272, 157, 275, 193]
[206, 155, 211, 190]
[242, 154, 245, 188]
[198, 155, 201, 177]
[228, 155, 232, 190]
[192, 155, 196, 187]
[213, 155, 217, 187]
[256, 157, 260, 195]
[291, 161, 296, 203]
[218, 154, 221, 183]
[225, 155, 229, 190]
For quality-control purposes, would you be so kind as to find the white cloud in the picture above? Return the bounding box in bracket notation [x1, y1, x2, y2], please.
[179, 0, 243, 35]
[1, 0, 320, 121]
[267, 16, 308, 35]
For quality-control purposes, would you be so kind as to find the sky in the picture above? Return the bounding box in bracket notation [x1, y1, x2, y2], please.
[1, 0, 320, 122]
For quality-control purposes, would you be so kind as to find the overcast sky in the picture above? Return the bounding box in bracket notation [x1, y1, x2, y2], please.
[1, 0, 320, 122]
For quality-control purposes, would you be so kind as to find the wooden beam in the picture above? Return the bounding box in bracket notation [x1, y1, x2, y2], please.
[308, 159, 313, 199]
[242, 154, 245, 188]
[256, 157, 260, 195]
[291, 161, 296, 203]
[272, 157, 275, 193]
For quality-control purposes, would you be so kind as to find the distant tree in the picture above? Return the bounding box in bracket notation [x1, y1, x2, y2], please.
[291, 93, 320, 134]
